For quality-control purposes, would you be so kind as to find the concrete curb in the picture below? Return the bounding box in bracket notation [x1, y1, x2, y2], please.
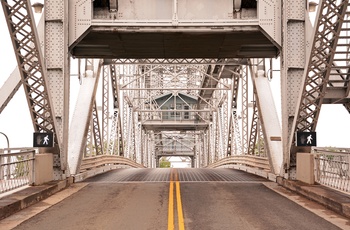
[277, 177, 350, 219]
[0, 178, 72, 220]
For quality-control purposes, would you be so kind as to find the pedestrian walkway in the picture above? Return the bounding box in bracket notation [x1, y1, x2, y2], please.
[0, 178, 72, 220]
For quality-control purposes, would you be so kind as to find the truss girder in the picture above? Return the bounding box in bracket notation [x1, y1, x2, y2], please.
[294, 0, 350, 135]
[85, 119, 93, 157]
[227, 72, 241, 156]
[102, 65, 110, 154]
[247, 99, 266, 157]
[68, 59, 102, 175]
[108, 110, 118, 156]
[233, 112, 243, 155]
[107, 58, 246, 65]
[0, 9, 46, 114]
[109, 64, 124, 155]
[248, 101, 259, 156]
[241, 65, 249, 154]
[1, 0, 58, 138]
[91, 101, 103, 156]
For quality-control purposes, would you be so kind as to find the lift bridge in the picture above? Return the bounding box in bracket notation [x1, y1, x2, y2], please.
[1, 0, 350, 188]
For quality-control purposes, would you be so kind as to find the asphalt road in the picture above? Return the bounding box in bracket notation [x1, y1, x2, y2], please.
[9, 169, 346, 230]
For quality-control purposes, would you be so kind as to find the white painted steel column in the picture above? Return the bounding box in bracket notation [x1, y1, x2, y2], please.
[251, 64, 283, 175]
[68, 59, 101, 175]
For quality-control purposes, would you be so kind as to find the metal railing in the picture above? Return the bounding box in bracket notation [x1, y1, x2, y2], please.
[80, 155, 145, 172]
[206, 155, 270, 171]
[0, 148, 36, 194]
[313, 147, 350, 193]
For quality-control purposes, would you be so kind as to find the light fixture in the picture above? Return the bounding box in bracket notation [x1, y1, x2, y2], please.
[309, 1, 318, 12]
[32, 2, 44, 13]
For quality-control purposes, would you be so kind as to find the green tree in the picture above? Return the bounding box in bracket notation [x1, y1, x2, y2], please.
[159, 157, 171, 168]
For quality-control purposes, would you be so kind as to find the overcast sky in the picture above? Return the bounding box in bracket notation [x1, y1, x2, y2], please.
[0, 1, 350, 149]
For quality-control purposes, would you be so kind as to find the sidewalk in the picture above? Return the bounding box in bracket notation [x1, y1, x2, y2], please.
[277, 177, 350, 219]
[0, 178, 72, 220]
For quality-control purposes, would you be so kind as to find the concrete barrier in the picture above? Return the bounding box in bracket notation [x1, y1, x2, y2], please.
[34, 153, 53, 185]
[296, 152, 315, 184]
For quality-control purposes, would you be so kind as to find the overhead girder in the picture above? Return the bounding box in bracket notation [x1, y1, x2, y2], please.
[106, 58, 248, 65]
[70, 0, 280, 59]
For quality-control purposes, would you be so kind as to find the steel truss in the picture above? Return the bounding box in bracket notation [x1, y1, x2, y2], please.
[86, 58, 277, 169]
[109, 64, 124, 156]
[106, 58, 247, 65]
[8, 0, 350, 177]
[291, 0, 350, 165]
[0, 1, 277, 172]
[1, 0, 57, 136]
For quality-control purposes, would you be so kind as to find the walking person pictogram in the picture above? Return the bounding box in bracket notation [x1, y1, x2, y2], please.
[306, 134, 313, 145]
[43, 135, 49, 145]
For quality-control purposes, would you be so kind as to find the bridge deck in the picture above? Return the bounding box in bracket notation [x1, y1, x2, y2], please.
[84, 168, 267, 182]
[2, 168, 345, 229]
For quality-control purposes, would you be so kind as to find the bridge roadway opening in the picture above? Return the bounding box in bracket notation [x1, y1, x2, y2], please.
[10, 168, 343, 230]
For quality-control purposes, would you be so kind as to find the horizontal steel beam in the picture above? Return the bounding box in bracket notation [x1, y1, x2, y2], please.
[104, 58, 247, 65]
[120, 88, 230, 90]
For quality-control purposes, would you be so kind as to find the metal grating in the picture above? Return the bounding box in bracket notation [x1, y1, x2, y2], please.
[85, 168, 267, 183]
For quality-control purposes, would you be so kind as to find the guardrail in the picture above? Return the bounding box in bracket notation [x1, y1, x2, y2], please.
[80, 155, 145, 172]
[0, 148, 36, 194]
[206, 155, 270, 171]
[74, 155, 145, 182]
[313, 147, 350, 193]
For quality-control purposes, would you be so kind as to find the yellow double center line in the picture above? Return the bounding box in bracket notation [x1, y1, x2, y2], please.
[168, 169, 185, 230]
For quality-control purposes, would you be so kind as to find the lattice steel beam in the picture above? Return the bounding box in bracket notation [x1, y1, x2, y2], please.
[227, 72, 240, 156]
[248, 101, 259, 155]
[85, 119, 93, 157]
[110, 64, 124, 156]
[102, 65, 110, 154]
[91, 101, 103, 156]
[294, 1, 349, 133]
[241, 65, 249, 155]
[1, 0, 58, 139]
[106, 58, 246, 65]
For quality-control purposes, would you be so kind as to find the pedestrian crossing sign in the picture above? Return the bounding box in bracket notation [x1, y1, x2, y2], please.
[295, 132, 316, 146]
[33, 132, 54, 147]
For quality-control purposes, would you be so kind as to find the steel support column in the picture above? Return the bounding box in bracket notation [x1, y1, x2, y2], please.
[44, 0, 70, 179]
[281, 0, 308, 178]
